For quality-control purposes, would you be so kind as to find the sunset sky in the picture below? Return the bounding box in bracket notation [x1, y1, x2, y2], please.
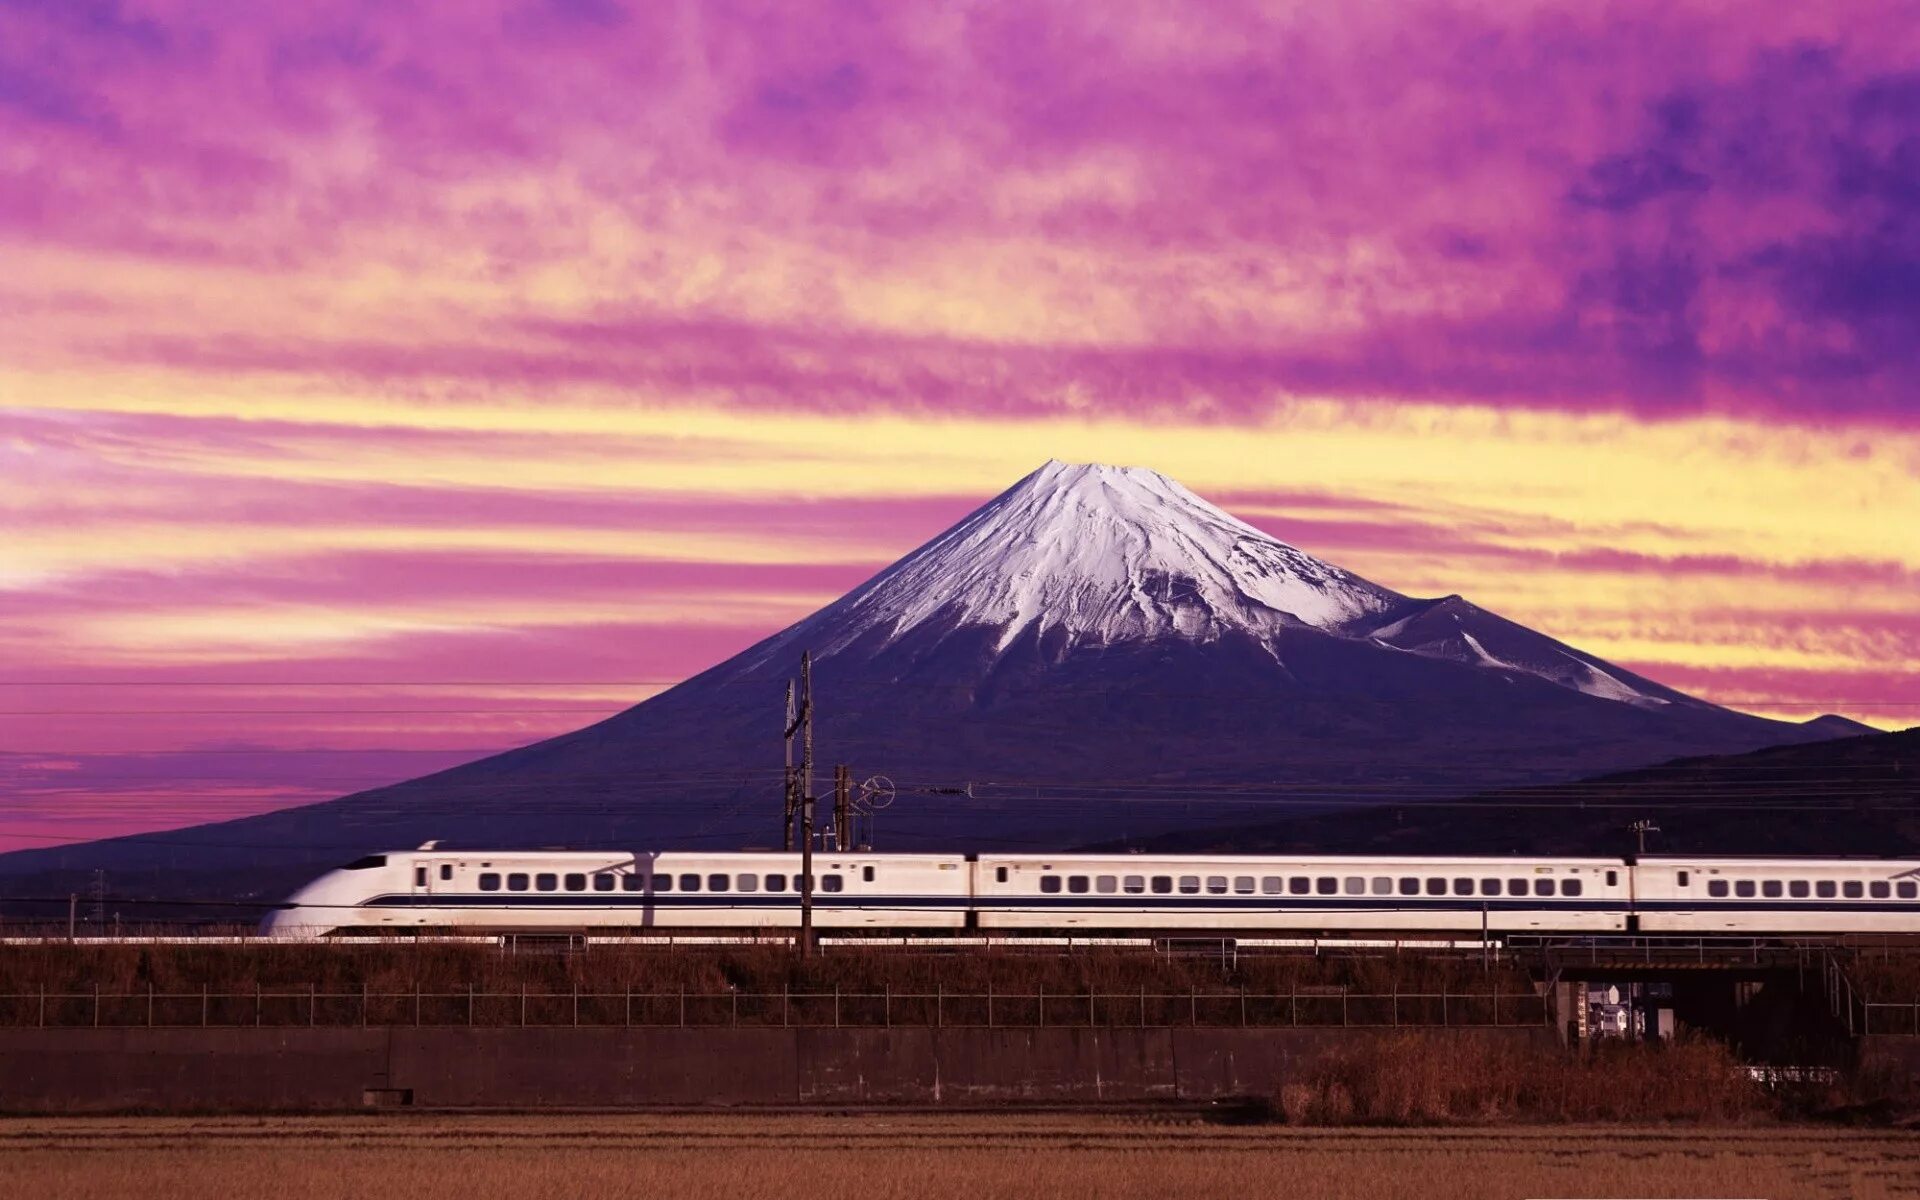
[2, 0, 1916, 851]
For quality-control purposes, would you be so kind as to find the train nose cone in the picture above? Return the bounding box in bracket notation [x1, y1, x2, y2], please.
[257, 903, 313, 936]
[258, 879, 335, 938]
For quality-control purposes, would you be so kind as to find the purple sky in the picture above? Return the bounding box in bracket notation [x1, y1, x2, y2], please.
[2, 0, 1915, 849]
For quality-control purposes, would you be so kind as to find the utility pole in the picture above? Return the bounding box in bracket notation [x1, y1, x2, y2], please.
[798, 651, 815, 959]
[782, 681, 798, 852]
[91, 869, 105, 928]
[833, 764, 852, 852]
[1628, 818, 1660, 856]
[67, 893, 77, 943]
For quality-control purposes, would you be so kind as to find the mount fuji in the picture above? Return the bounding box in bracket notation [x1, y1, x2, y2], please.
[728, 460, 1702, 711]
[0, 461, 1860, 897]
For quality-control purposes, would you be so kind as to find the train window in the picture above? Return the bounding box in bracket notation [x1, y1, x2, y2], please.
[414, 867, 427, 887]
[651, 874, 671, 891]
[507, 873, 529, 892]
[1262, 877, 1284, 894]
[1816, 881, 1836, 898]
[1900, 882, 1918, 900]
[1481, 879, 1502, 896]
[1124, 875, 1146, 894]
[1607, 870, 1620, 887]
[1734, 881, 1755, 898]
[766, 874, 787, 892]
[1205, 876, 1227, 895]
[1316, 877, 1337, 895]
[1871, 881, 1892, 899]
[1533, 879, 1555, 897]
[1425, 878, 1446, 896]
[1398, 878, 1419, 896]
[536, 873, 557, 892]
[1674, 871, 1687, 887]
[440, 864, 453, 881]
[1707, 880, 1728, 897]
[1040, 876, 1062, 894]
[1508, 879, 1529, 896]
[1372, 877, 1392, 895]
[737, 874, 758, 893]
[1561, 879, 1583, 897]
[1452, 878, 1473, 896]
[479, 873, 501, 891]
[1152, 876, 1173, 894]
[1234, 876, 1256, 895]
[622, 875, 643, 892]
[1761, 881, 1783, 898]
[1789, 881, 1810, 898]
[564, 874, 586, 892]
[680, 874, 701, 892]
[1843, 881, 1863, 899]
[821, 874, 844, 892]
[863, 866, 875, 883]
[342, 855, 387, 870]
[708, 874, 730, 892]
[996, 867, 1009, 884]
[1344, 877, 1365, 895]
[1098, 876, 1119, 894]
[1179, 876, 1201, 895]
[1289, 877, 1311, 895]
[1069, 876, 1091, 894]
[594, 874, 615, 892]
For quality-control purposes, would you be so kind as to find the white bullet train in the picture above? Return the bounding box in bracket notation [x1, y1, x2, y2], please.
[259, 847, 1920, 938]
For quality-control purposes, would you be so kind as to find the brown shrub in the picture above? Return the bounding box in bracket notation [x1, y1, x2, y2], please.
[1280, 1032, 1771, 1124]
[0, 942, 1531, 1001]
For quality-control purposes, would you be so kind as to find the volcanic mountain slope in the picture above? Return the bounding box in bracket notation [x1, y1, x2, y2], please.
[0, 461, 1860, 901]
[1118, 726, 1920, 858]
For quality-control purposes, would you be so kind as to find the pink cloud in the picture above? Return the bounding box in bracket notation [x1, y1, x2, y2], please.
[5, 2, 1919, 418]
[4, 1, 1916, 849]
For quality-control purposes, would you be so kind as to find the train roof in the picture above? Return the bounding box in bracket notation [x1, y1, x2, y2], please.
[982, 853, 1632, 865]
[1636, 855, 1920, 867]
[367, 849, 967, 860]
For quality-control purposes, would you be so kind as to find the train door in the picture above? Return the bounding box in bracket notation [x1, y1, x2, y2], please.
[413, 858, 459, 897]
[428, 859, 460, 895]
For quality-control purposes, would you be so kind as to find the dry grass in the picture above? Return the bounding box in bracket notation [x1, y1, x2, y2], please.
[0, 941, 1525, 990]
[1847, 953, 1920, 1001]
[2, 1114, 1917, 1199]
[1279, 1032, 1776, 1124]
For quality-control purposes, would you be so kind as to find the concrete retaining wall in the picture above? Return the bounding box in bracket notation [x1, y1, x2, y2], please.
[0, 1026, 1554, 1113]
[0, 1028, 390, 1112]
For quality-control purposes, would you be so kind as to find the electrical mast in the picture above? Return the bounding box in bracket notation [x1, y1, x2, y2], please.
[798, 651, 815, 958]
[782, 681, 798, 852]
[832, 764, 852, 851]
[1628, 818, 1660, 856]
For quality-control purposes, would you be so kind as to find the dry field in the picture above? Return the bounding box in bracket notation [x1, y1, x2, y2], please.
[3, 1114, 1919, 1200]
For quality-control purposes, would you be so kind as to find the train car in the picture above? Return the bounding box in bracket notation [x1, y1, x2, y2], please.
[1632, 857, 1920, 934]
[259, 848, 972, 936]
[971, 854, 1633, 934]
[261, 848, 1920, 939]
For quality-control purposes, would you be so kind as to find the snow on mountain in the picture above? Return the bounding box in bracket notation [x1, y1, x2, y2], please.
[747, 459, 1684, 711]
[1353, 593, 1699, 711]
[759, 460, 1400, 660]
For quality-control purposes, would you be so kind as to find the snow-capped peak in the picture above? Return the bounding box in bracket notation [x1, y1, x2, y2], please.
[778, 459, 1405, 659]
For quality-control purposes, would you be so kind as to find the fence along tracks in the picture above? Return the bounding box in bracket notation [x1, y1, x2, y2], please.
[0, 985, 1547, 1029]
